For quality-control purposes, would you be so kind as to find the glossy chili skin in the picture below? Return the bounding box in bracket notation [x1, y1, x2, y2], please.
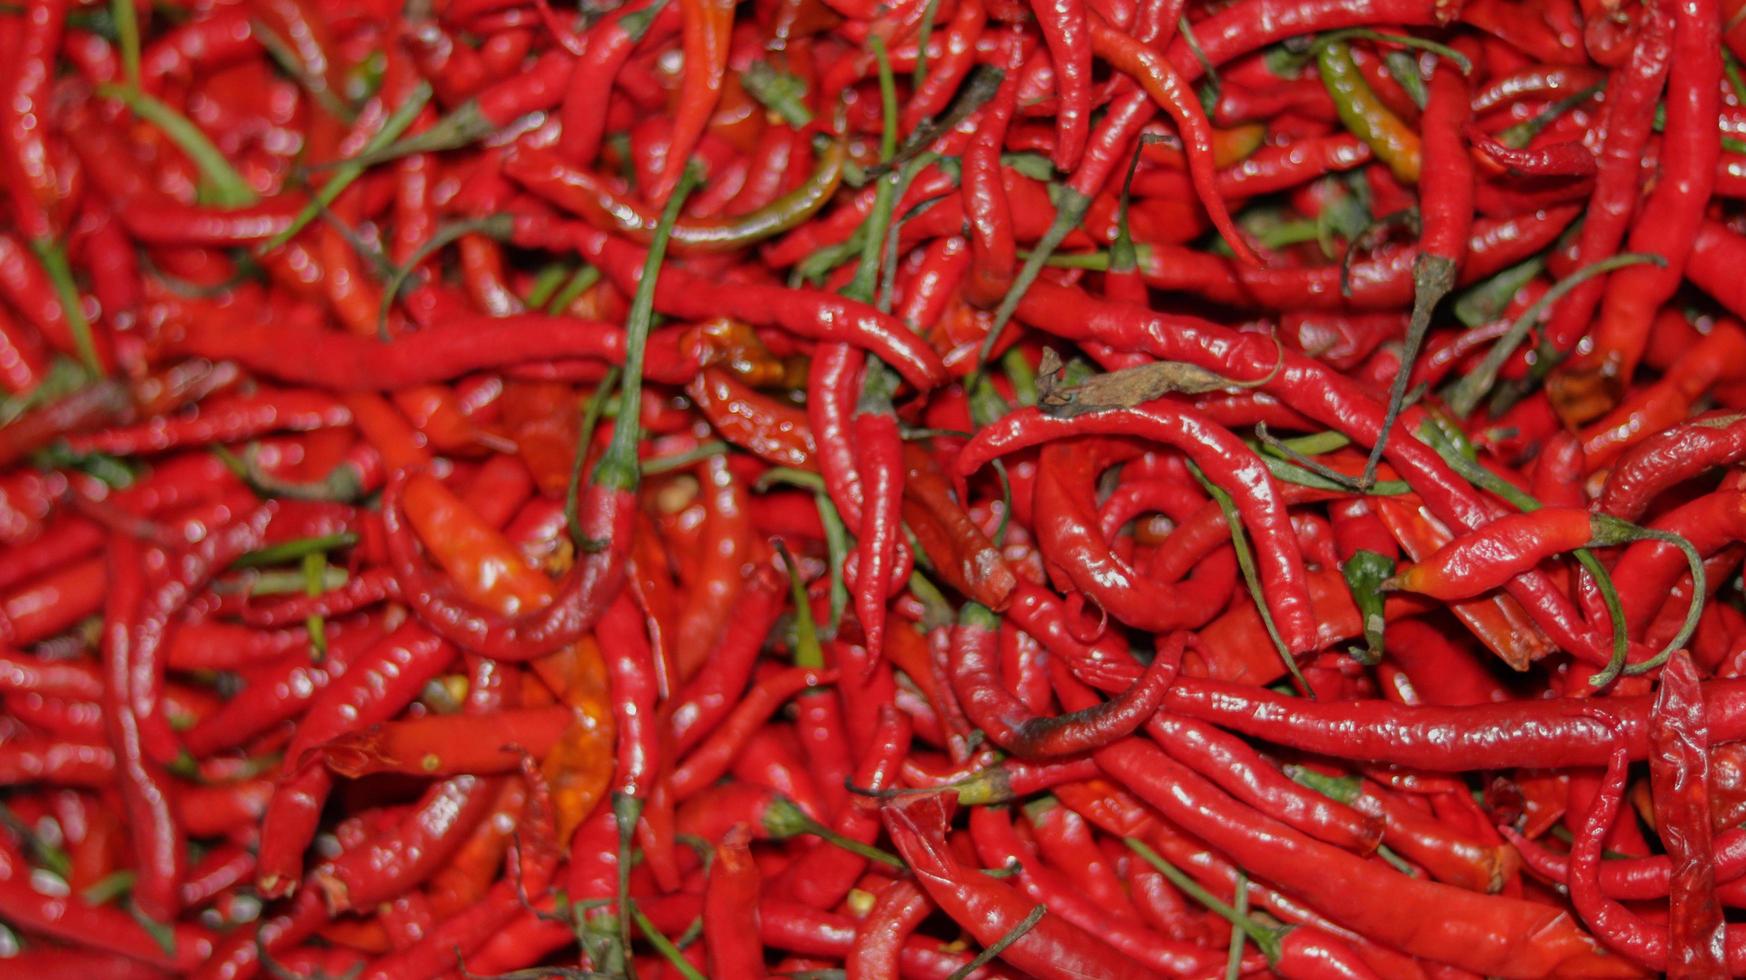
[255, 622, 458, 895]
[669, 666, 835, 799]
[514, 220, 949, 391]
[1540, 0, 1673, 359]
[1567, 0, 1720, 402]
[312, 774, 500, 912]
[705, 826, 767, 978]
[949, 603, 1184, 757]
[1598, 413, 1746, 520]
[1388, 507, 1598, 600]
[851, 408, 903, 661]
[101, 533, 186, 923]
[1147, 713, 1383, 855]
[847, 878, 931, 980]
[1033, 442, 1230, 632]
[1153, 677, 1746, 769]
[1650, 651, 1728, 972]
[383, 469, 634, 659]
[968, 804, 1244, 976]
[770, 703, 908, 906]
[21, 0, 1746, 973]
[670, 565, 786, 753]
[1319, 41, 1419, 183]
[1014, 278, 1603, 661]
[1060, 692, 1634, 976]
[882, 795, 1159, 979]
[957, 405, 1316, 650]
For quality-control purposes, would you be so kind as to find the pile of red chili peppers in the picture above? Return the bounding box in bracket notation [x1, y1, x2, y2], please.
[12, 0, 1746, 975]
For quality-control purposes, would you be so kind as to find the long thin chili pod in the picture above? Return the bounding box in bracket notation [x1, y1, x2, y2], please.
[1316, 41, 1420, 183]
[1649, 651, 1726, 973]
[1363, 51, 1470, 483]
[1090, 16, 1260, 266]
[652, 0, 734, 204]
[383, 171, 701, 659]
[881, 795, 1158, 979]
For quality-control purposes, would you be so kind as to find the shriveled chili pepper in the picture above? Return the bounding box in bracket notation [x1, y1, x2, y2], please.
[1649, 650, 1727, 972]
[950, 603, 1184, 757]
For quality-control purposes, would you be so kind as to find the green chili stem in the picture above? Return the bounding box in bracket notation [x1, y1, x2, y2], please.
[1125, 839, 1281, 962]
[377, 214, 513, 340]
[233, 533, 358, 568]
[1189, 463, 1314, 697]
[29, 240, 103, 376]
[629, 903, 707, 980]
[98, 84, 256, 207]
[112, 0, 140, 89]
[595, 165, 702, 490]
[1443, 253, 1663, 418]
[262, 82, 432, 251]
[776, 541, 824, 669]
[302, 551, 328, 660]
[640, 440, 729, 475]
[978, 188, 1093, 374]
[946, 905, 1047, 980]
[613, 793, 642, 980]
[566, 369, 621, 549]
[547, 265, 602, 315]
[1224, 872, 1249, 980]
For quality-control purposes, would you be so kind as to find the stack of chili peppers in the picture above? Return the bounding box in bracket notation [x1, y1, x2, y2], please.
[10, 0, 1746, 974]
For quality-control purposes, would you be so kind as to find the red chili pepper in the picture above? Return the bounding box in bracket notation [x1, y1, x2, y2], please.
[807, 343, 867, 526]
[558, 0, 680, 165]
[688, 366, 817, 468]
[1558, 0, 1719, 410]
[1091, 19, 1259, 267]
[670, 566, 786, 754]
[514, 220, 949, 390]
[1538, 1, 1673, 363]
[771, 703, 910, 906]
[970, 803, 1254, 976]
[255, 623, 457, 896]
[1148, 712, 1383, 854]
[958, 405, 1317, 651]
[704, 825, 767, 977]
[1561, 742, 1746, 972]
[950, 602, 1183, 757]
[1030, 0, 1092, 171]
[0, 840, 216, 972]
[882, 794, 1158, 978]
[2, 0, 68, 241]
[505, 139, 847, 253]
[311, 774, 500, 912]
[100, 532, 185, 923]
[850, 404, 903, 662]
[1386, 507, 1607, 600]
[1649, 651, 1727, 971]
[846, 878, 931, 980]
[670, 666, 836, 800]
[1598, 412, 1746, 520]
[318, 707, 572, 776]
